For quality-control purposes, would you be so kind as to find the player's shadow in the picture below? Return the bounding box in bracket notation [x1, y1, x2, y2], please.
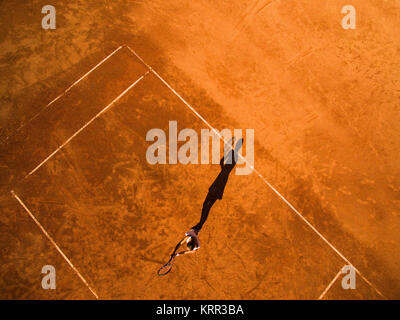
[192, 138, 243, 231]
[208, 144, 241, 199]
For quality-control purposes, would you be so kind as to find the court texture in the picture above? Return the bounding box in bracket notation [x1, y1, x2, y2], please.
[1, 1, 399, 299]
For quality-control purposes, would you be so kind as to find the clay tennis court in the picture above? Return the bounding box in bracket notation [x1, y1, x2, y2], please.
[0, 1, 399, 299]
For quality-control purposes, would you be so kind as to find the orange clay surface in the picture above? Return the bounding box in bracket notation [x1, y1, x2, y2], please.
[0, 0, 399, 299]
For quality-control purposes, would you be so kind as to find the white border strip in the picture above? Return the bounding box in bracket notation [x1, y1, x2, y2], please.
[125, 45, 386, 299]
[5, 46, 124, 141]
[318, 267, 343, 300]
[11, 190, 99, 299]
[26, 71, 149, 178]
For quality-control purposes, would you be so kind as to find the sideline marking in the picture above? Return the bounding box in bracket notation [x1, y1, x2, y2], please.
[11, 190, 99, 299]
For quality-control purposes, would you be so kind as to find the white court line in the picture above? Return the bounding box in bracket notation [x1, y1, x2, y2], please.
[4, 46, 124, 142]
[11, 190, 99, 299]
[26, 71, 149, 178]
[318, 266, 343, 300]
[125, 45, 386, 299]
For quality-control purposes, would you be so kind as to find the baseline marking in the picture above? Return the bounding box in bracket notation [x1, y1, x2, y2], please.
[26, 71, 149, 178]
[125, 45, 385, 299]
[4, 46, 124, 142]
[11, 190, 98, 299]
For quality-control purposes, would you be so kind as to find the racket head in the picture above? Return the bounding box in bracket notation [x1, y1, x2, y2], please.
[157, 262, 173, 276]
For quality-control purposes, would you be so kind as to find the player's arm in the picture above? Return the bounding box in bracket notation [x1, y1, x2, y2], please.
[176, 249, 197, 256]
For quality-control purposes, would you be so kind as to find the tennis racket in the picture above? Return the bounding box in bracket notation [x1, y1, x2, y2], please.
[157, 255, 176, 276]
[157, 236, 194, 276]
